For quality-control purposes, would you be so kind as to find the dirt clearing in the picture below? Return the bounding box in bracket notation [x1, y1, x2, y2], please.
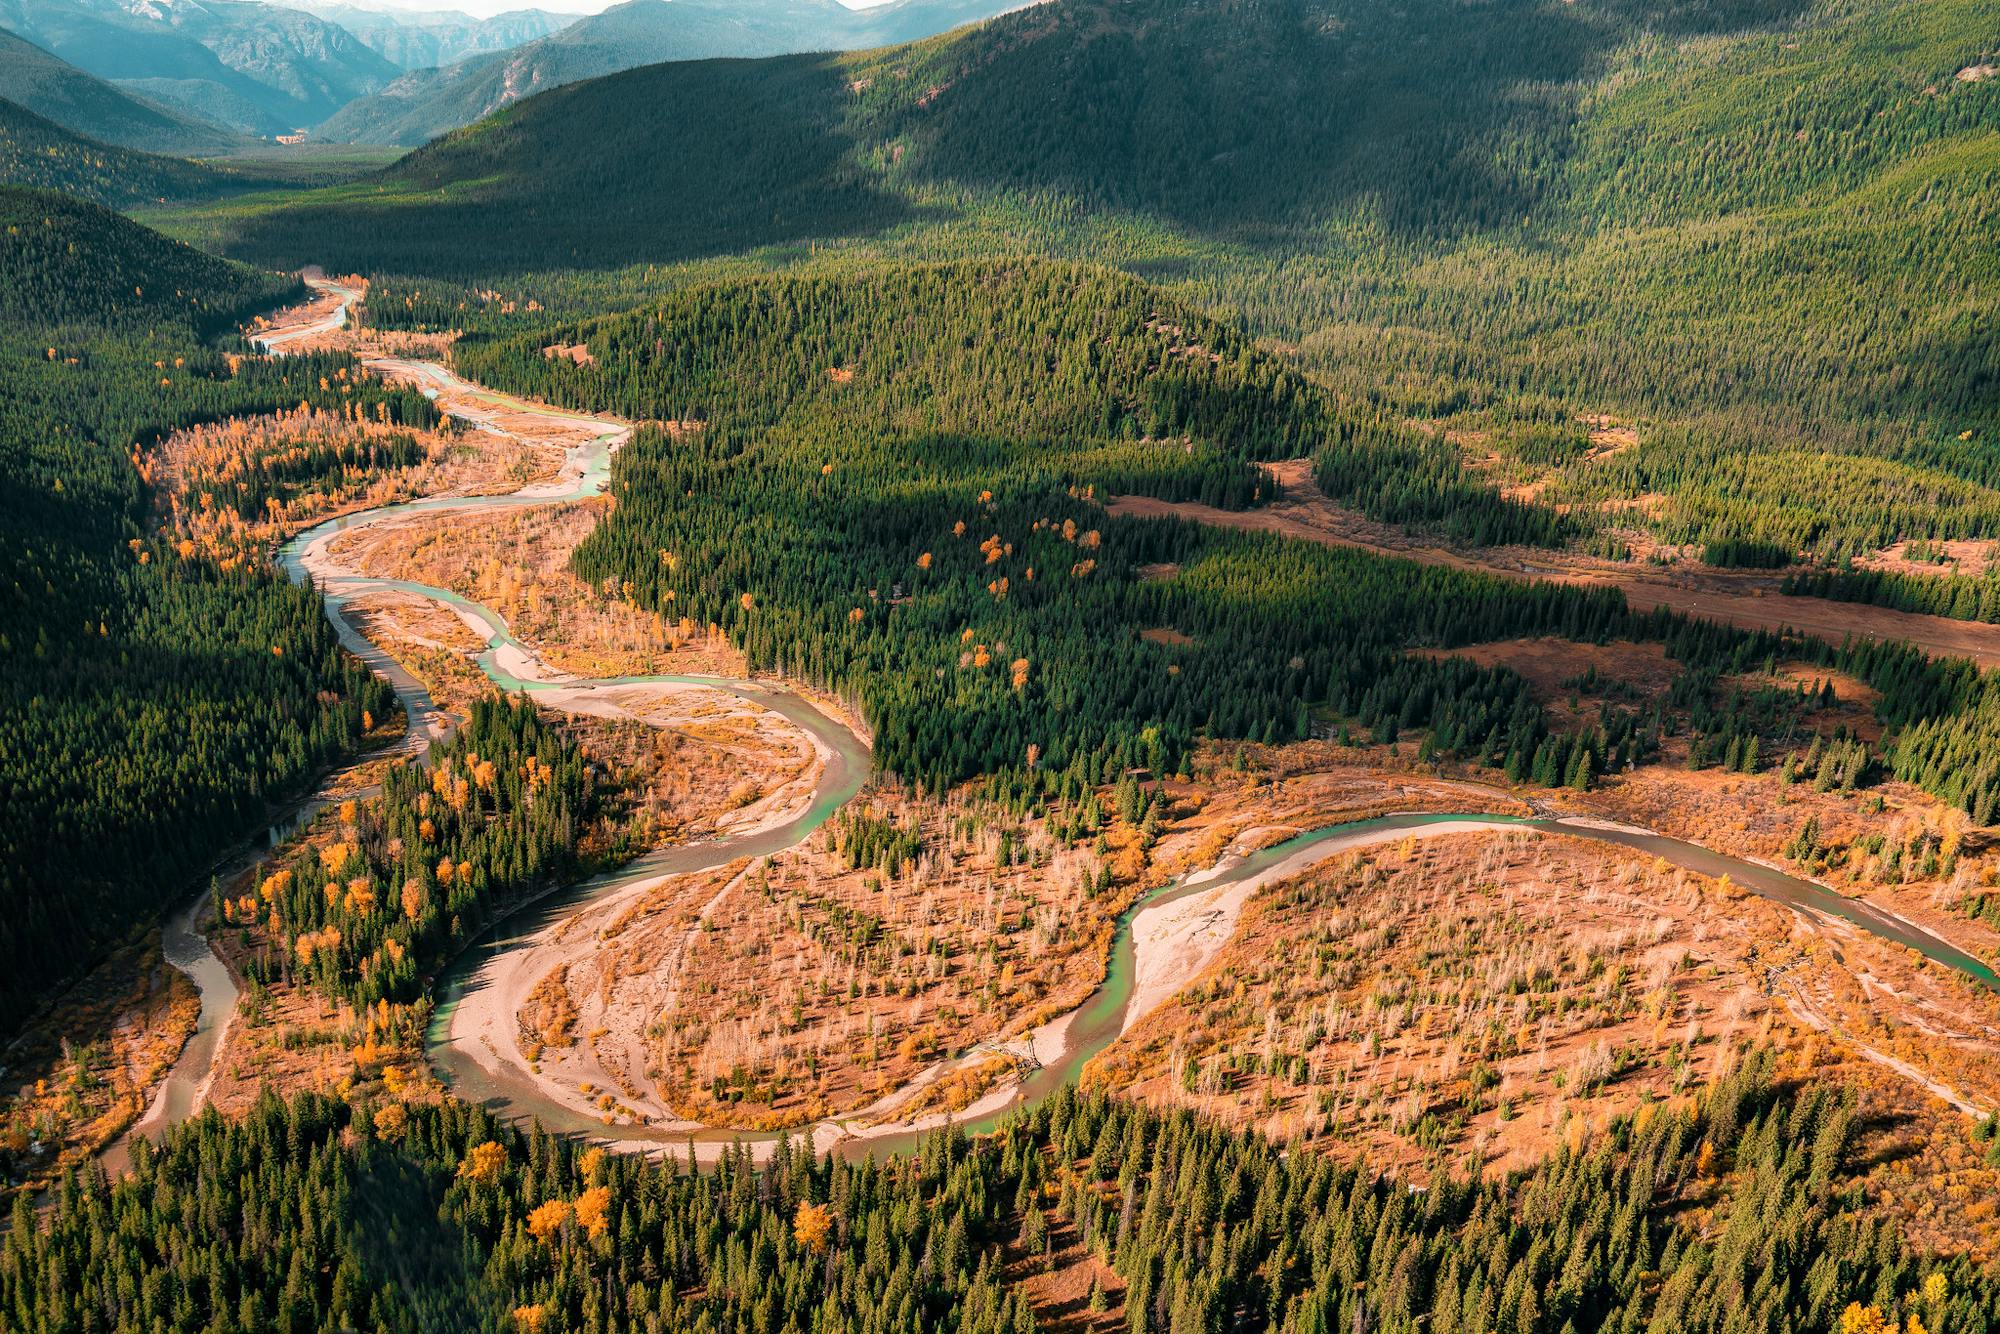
[1108, 462, 2000, 669]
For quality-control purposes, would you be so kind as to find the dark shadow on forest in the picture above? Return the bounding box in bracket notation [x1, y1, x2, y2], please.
[350, 1153, 505, 1332]
[220, 54, 921, 276]
[1847, 1107, 1930, 1174]
[891, 0, 1824, 246]
[207, 0, 1843, 273]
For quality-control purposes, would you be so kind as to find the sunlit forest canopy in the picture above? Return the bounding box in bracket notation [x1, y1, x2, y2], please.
[12, 1064, 1998, 1332]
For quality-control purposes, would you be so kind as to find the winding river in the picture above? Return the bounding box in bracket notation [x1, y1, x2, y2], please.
[105, 276, 2000, 1170]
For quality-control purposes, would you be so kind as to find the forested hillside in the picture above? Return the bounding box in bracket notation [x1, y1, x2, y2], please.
[0, 28, 239, 155]
[453, 262, 1737, 798]
[413, 258, 2000, 829]
[6, 1065, 1992, 1333]
[4, 3, 2000, 1321]
[0, 188, 436, 1032]
[178, 0, 1998, 564]
[0, 98, 234, 206]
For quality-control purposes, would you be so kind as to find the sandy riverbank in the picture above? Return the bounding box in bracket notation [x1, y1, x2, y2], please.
[1122, 820, 1515, 1035]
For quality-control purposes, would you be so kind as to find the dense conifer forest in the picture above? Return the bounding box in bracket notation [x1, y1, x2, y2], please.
[451, 263, 1663, 792]
[5, 1062, 1993, 1333]
[1785, 566, 2000, 626]
[447, 261, 2000, 826]
[0, 100, 231, 208]
[0, 187, 435, 1031]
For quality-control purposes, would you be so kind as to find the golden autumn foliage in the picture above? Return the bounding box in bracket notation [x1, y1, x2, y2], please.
[342, 879, 376, 914]
[1838, 1304, 1903, 1334]
[293, 926, 341, 966]
[527, 1199, 573, 1242]
[573, 1185, 612, 1240]
[152, 408, 452, 568]
[458, 1141, 507, 1186]
[793, 1201, 834, 1254]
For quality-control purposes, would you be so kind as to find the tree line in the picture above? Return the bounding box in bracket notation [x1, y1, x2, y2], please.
[5, 1055, 1991, 1332]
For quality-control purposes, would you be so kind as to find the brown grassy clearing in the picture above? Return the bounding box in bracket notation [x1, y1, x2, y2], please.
[1857, 538, 2000, 580]
[0, 935, 197, 1195]
[150, 406, 553, 570]
[1107, 462, 2000, 669]
[330, 503, 746, 681]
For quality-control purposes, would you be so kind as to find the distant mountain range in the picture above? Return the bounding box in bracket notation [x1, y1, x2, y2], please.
[0, 27, 243, 153]
[314, 0, 1035, 146]
[283, 3, 575, 71]
[0, 0, 1028, 151]
[0, 0, 399, 136]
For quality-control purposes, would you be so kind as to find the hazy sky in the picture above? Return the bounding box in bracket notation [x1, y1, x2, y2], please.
[331, 0, 894, 16]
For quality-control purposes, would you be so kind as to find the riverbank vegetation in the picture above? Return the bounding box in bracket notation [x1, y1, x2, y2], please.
[234, 697, 591, 1010]
[150, 404, 538, 569]
[0, 188, 436, 1034]
[323, 501, 750, 683]
[0, 933, 197, 1193]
